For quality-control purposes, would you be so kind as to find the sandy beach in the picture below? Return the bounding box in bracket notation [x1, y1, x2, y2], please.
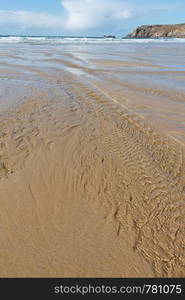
[0, 41, 185, 277]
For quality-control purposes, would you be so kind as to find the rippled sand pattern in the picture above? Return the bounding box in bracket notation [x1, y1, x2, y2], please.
[0, 43, 185, 277]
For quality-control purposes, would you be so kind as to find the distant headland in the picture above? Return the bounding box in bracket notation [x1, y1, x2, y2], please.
[125, 23, 185, 38]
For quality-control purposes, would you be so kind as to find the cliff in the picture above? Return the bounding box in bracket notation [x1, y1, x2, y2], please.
[126, 23, 185, 38]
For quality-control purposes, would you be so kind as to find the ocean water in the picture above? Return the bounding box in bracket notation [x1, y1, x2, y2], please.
[1, 35, 185, 44]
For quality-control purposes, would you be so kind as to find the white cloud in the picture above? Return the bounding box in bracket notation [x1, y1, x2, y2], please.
[0, 10, 64, 29]
[113, 10, 131, 20]
[1, 0, 184, 35]
[0, 1, 132, 33]
[61, 0, 132, 30]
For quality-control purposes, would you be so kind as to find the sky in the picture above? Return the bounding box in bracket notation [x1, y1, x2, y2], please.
[0, 0, 185, 36]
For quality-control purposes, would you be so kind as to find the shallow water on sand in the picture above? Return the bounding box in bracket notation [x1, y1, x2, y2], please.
[0, 42, 185, 277]
[1, 42, 185, 142]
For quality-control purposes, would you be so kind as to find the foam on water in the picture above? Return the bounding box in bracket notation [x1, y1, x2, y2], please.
[1, 35, 185, 44]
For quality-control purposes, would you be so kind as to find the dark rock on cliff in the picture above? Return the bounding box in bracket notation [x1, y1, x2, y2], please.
[104, 35, 116, 39]
[126, 23, 185, 38]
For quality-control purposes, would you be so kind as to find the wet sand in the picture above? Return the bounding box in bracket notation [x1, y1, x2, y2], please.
[0, 43, 185, 277]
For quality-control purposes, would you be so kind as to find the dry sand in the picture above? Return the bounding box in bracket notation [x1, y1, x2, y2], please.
[0, 43, 185, 277]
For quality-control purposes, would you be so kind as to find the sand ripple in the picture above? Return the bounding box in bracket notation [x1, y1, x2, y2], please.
[0, 43, 185, 277]
[0, 71, 184, 277]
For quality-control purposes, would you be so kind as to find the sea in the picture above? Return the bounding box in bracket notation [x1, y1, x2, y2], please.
[0, 35, 185, 44]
